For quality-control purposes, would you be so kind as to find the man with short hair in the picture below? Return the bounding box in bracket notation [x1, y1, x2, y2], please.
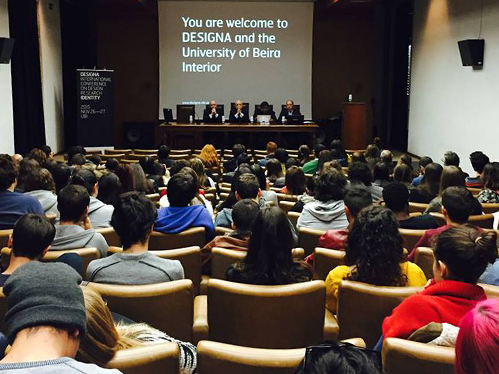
[383, 182, 439, 230]
[223, 143, 246, 173]
[0, 155, 44, 230]
[411, 156, 433, 187]
[317, 185, 372, 250]
[215, 174, 261, 228]
[87, 192, 184, 284]
[70, 169, 114, 228]
[348, 162, 383, 202]
[278, 99, 301, 123]
[380, 150, 394, 175]
[443, 150, 469, 179]
[203, 100, 223, 123]
[258, 141, 278, 167]
[467, 151, 490, 188]
[202, 199, 260, 272]
[408, 186, 476, 261]
[302, 144, 326, 174]
[229, 100, 250, 124]
[0, 214, 56, 286]
[155, 172, 215, 239]
[0, 261, 121, 373]
[51, 185, 108, 257]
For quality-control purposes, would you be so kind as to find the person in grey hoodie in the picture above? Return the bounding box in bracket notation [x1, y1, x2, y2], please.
[51, 185, 108, 257]
[297, 169, 349, 231]
[70, 168, 114, 228]
[23, 168, 58, 215]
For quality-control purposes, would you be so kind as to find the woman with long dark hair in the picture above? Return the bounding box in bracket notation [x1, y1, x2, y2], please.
[226, 207, 313, 285]
[409, 162, 443, 203]
[477, 162, 499, 203]
[325, 205, 427, 312]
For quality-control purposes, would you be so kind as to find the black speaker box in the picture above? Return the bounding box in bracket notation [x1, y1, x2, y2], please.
[458, 39, 484, 67]
[123, 122, 156, 149]
[0, 38, 15, 64]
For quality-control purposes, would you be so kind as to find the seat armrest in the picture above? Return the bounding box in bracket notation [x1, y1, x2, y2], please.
[193, 295, 209, 344]
[323, 308, 339, 341]
[200, 275, 210, 295]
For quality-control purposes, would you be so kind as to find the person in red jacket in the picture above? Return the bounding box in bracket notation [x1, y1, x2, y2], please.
[383, 225, 497, 340]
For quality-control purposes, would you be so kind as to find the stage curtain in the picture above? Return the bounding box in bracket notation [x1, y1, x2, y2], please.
[8, 0, 46, 155]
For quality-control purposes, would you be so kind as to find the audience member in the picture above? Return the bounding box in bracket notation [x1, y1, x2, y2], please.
[16, 158, 40, 192]
[383, 226, 496, 339]
[69, 153, 87, 167]
[130, 163, 155, 194]
[297, 169, 348, 231]
[425, 166, 482, 214]
[11, 154, 22, 170]
[325, 205, 426, 313]
[318, 185, 372, 250]
[258, 141, 278, 167]
[46, 162, 72, 194]
[408, 186, 475, 260]
[409, 162, 443, 203]
[105, 157, 119, 173]
[0, 155, 43, 230]
[23, 168, 58, 215]
[0, 261, 119, 374]
[282, 166, 306, 195]
[411, 156, 433, 187]
[77, 286, 196, 373]
[393, 163, 414, 190]
[365, 144, 381, 170]
[297, 145, 313, 167]
[190, 157, 215, 189]
[197, 144, 220, 170]
[223, 143, 246, 173]
[155, 172, 215, 240]
[380, 150, 394, 175]
[383, 182, 439, 230]
[202, 199, 260, 272]
[466, 151, 489, 188]
[0, 214, 55, 286]
[250, 163, 278, 208]
[316, 150, 334, 175]
[266, 158, 284, 184]
[215, 173, 261, 227]
[51, 185, 108, 257]
[373, 162, 391, 188]
[291, 174, 318, 213]
[139, 156, 166, 189]
[96, 173, 121, 207]
[303, 143, 326, 174]
[477, 162, 499, 203]
[226, 207, 313, 285]
[87, 192, 183, 284]
[157, 145, 174, 168]
[40, 144, 55, 162]
[443, 150, 469, 178]
[295, 342, 381, 374]
[348, 162, 383, 201]
[455, 299, 499, 374]
[330, 139, 348, 167]
[350, 152, 366, 163]
[71, 169, 114, 228]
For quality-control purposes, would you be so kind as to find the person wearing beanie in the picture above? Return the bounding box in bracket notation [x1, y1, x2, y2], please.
[0, 262, 121, 373]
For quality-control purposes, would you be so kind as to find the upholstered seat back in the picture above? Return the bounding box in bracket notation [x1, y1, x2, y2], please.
[314, 247, 346, 281]
[149, 227, 206, 250]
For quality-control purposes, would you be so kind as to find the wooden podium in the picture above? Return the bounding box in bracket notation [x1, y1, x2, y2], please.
[342, 102, 369, 150]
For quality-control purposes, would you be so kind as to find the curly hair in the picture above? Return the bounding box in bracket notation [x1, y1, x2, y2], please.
[198, 144, 220, 168]
[346, 205, 407, 286]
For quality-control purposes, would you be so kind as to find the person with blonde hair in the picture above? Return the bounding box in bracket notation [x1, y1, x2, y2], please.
[78, 287, 197, 374]
[197, 144, 220, 169]
[190, 157, 215, 189]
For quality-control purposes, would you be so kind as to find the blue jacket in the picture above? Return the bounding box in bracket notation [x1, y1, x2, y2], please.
[154, 205, 215, 240]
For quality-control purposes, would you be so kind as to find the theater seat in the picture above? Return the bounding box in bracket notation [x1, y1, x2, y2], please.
[297, 227, 327, 257]
[408, 202, 428, 213]
[479, 283, 499, 298]
[382, 338, 454, 374]
[481, 203, 499, 214]
[193, 279, 338, 347]
[337, 280, 423, 348]
[413, 247, 434, 280]
[96, 228, 121, 247]
[106, 343, 179, 374]
[87, 279, 194, 342]
[314, 247, 346, 281]
[149, 227, 206, 250]
[0, 290, 6, 333]
[0, 230, 12, 252]
[399, 228, 426, 251]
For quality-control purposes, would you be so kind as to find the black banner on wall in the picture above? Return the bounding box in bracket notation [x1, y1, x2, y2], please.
[76, 69, 114, 146]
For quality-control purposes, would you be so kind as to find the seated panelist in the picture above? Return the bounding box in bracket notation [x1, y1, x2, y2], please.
[278, 99, 301, 122]
[253, 101, 277, 123]
[203, 100, 223, 123]
[229, 100, 250, 123]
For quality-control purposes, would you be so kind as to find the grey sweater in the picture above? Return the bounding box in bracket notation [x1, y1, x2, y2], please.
[51, 225, 108, 257]
[88, 197, 114, 229]
[0, 357, 121, 373]
[25, 190, 58, 215]
[86, 252, 184, 285]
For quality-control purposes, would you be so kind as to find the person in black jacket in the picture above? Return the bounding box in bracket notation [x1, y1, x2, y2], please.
[277, 99, 301, 122]
[203, 100, 223, 123]
[229, 100, 250, 123]
[253, 101, 277, 123]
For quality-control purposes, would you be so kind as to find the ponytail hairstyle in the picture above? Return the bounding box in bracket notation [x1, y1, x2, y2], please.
[434, 226, 497, 284]
[456, 299, 499, 374]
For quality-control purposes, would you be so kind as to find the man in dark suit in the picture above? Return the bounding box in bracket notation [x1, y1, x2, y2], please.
[203, 100, 223, 123]
[278, 99, 301, 123]
[253, 101, 277, 123]
[229, 100, 250, 123]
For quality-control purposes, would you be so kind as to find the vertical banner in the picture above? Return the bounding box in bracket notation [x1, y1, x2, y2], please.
[76, 69, 114, 146]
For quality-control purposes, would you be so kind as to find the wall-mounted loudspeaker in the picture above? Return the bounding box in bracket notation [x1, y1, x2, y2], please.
[0, 38, 15, 64]
[124, 122, 156, 149]
[458, 39, 484, 67]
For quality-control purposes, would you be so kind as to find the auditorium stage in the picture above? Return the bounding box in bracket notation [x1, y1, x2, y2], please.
[157, 122, 319, 149]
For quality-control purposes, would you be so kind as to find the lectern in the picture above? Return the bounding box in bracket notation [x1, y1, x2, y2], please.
[342, 102, 369, 150]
